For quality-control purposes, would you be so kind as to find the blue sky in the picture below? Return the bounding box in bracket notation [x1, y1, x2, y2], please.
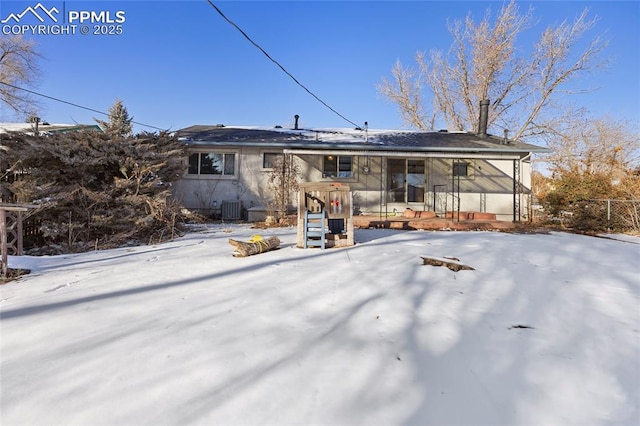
[1, 0, 639, 133]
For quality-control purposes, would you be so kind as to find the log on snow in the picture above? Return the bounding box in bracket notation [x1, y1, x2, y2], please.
[228, 236, 281, 257]
[421, 255, 475, 272]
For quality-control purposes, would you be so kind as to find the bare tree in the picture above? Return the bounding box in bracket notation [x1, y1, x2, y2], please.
[542, 115, 640, 177]
[378, 60, 430, 130]
[534, 116, 639, 231]
[0, 35, 41, 115]
[378, 1, 608, 141]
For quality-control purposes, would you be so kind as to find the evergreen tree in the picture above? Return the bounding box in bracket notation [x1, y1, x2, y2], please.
[0, 130, 189, 252]
[95, 98, 133, 137]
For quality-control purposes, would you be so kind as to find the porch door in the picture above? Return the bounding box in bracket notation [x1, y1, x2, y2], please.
[387, 159, 425, 203]
[387, 159, 406, 202]
[407, 159, 425, 203]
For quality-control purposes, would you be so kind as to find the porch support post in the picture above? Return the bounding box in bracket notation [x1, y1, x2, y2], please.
[17, 210, 23, 255]
[513, 158, 522, 222]
[1, 209, 7, 278]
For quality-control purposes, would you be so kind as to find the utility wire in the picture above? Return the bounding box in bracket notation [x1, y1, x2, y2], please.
[0, 82, 168, 132]
[206, 1, 361, 129]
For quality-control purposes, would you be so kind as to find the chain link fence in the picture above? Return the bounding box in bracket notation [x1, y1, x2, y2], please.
[536, 199, 640, 233]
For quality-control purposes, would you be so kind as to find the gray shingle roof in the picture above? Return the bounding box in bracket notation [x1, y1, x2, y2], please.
[176, 125, 548, 154]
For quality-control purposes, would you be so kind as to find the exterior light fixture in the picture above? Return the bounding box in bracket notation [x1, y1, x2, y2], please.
[362, 156, 370, 175]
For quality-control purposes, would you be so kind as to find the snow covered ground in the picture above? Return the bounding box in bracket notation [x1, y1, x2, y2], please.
[1, 225, 639, 425]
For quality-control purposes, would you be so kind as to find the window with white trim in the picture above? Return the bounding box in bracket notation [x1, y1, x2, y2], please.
[262, 152, 283, 169]
[323, 155, 353, 178]
[188, 152, 236, 175]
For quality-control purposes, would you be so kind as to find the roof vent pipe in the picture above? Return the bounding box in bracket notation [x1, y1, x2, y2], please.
[294, 114, 299, 130]
[365, 121, 368, 143]
[478, 99, 490, 137]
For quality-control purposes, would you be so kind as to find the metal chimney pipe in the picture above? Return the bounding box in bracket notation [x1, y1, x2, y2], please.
[294, 114, 299, 130]
[478, 99, 490, 137]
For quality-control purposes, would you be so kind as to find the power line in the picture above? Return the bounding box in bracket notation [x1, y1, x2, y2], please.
[206, 1, 362, 129]
[0, 82, 168, 132]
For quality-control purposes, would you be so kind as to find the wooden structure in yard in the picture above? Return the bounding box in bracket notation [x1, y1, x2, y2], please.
[0, 203, 37, 278]
[297, 182, 354, 249]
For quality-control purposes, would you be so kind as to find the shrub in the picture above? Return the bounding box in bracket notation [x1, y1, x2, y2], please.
[1, 130, 190, 252]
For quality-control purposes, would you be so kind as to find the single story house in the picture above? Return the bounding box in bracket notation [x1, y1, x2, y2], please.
[174, 113, 549, 222]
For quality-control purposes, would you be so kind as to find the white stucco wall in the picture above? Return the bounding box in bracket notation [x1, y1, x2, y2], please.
[173, 147, 282, 216]
[174, 149, 532, 221]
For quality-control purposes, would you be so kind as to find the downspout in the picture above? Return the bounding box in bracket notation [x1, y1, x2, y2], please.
[451, 160, 455, 221]
[521, 153, 532, 221]
[457, 163, 461, 221]
[281, 154, 287, 218]
[381, 158, 386, 219]
[513, 159, 517, 222]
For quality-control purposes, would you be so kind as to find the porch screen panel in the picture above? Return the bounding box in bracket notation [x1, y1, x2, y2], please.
[338, 156, 353, 178]
[407, 160, 425, 202]
[387, 159, 406, 202]
[323, 155, 337, 177]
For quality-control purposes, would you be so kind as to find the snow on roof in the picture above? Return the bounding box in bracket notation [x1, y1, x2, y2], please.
[185, 125, 466, 143]
[177, 125, 387, 144]
[176, 125, 548, 153]
[0, 123, 100, 134]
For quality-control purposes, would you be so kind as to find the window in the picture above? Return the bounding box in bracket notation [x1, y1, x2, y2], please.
[452, 162, 469, 177]
[323, 155, 353, 178]
[188, 153, 235, 175]
[262, 152, 283, 169]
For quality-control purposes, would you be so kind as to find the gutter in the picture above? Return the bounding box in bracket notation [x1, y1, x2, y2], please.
[283, 148, 527, 160]
[184, 140, 547, 154]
